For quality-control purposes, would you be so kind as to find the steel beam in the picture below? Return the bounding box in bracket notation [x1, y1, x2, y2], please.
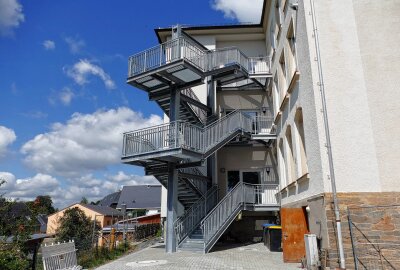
[165, 162, 178, 253]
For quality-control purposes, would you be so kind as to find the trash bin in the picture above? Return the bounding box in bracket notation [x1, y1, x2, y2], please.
[262, 224, 275, 246]
[266, 225, 282, 252]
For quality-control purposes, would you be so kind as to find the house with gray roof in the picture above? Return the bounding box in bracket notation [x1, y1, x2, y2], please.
[116, 185, 161, 214]
[99, 191, 121, 208]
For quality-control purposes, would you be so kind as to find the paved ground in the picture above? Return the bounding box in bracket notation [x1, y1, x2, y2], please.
[95, 242, 301, 270]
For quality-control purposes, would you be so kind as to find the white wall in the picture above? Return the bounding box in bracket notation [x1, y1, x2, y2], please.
[351, 0, 400, 191]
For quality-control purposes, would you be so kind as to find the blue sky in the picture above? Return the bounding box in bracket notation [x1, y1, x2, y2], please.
[0, 0, 263, 207]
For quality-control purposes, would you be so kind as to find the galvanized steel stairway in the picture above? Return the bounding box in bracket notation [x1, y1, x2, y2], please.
[178, 182, 280, 253]
[127, 34, 272, 103]
[144, 160, 208, 210]
[122, 110, 275, 164]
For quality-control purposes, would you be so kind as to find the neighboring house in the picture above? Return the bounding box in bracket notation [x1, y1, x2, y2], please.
[99, 191, 121, 208]
[46, 203, 123, 235]
[121, 0, 400, 268]
[116, 185, 161, 216]
[0, 201, 48, 234]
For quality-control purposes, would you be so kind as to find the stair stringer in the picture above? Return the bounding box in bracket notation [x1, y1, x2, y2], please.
[203, 204, 243, 253]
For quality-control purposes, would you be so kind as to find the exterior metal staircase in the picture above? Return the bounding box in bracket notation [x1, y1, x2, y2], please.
[122, 110, 275, 164]
[144, 160, 208, 209]
[122, 28, 277, 254]
[178, 182, 280, 253]
[127, 34, 271, 99]
[156, 88, 209, 125]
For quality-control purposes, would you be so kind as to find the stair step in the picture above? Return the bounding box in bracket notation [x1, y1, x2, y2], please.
[181, 242, 204, 248]
[186, 239, 204, 243]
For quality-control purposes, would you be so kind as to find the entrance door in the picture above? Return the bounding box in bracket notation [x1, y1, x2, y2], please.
[281, 208, 308, 263]
[242, 171, 261, 185]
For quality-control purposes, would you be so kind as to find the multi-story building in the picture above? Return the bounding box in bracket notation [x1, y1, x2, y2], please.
[121, 0, 400, 268]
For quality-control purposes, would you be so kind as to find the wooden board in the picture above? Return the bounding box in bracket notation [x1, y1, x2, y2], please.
[281, 208, 308, 263]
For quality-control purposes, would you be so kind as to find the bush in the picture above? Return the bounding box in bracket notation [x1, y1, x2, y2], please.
[0, 242, 29, 270]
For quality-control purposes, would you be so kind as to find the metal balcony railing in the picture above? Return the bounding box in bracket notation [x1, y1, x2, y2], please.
[201, 183, 279, 253]
[127, 36, 271, 78]
[174, 185, 218, 245]
[128, 36, 205, 77]
[122, 110, 275, 159]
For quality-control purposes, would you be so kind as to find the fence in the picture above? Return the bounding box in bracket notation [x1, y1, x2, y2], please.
[348, 205, 400, 269]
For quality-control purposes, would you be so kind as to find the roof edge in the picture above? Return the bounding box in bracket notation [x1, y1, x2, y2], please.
[154, 0, 267, 43]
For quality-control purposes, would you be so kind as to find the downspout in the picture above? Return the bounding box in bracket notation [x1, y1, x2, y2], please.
[309, 0, 346, 269]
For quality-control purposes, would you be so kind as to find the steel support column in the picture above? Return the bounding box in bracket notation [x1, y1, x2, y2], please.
[166, 162, 178, 253]
[165, 81, 180, 252]
[207, 78, 218, 185]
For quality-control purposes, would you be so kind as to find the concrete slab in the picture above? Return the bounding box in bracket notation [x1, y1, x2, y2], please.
[95, 242, 301, 270]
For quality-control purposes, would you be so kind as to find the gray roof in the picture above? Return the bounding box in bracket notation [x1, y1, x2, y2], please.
[99, 191, 121, 207]
[116, 185, 161, 210]
[82, 204, 123, 216]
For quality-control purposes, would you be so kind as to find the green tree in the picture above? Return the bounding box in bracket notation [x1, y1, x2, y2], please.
[56, 207, 100, 252]
[26, 195, 56, 216]
[0, 178, 30, 270]
[80, 197, 89, 204]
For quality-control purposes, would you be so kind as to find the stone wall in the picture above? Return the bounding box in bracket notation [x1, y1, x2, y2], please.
[324, 192, 400, 269]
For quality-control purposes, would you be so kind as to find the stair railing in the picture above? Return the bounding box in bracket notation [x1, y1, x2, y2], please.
[174, 185, 218, 245]
[122, 110, 273, 158]
[128, 36, 271, 78]
[200, 182, 279, 253]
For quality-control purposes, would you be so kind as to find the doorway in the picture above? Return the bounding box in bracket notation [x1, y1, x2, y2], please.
[227, 170, 262, 192]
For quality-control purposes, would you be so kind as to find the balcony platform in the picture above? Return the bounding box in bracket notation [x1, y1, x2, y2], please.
[121, 147, 203, 166]
[127, 60, 205, 94]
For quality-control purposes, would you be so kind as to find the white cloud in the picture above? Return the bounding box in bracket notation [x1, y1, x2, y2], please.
[21, 107, 163, 177]
[0, 171, 158, 208]
[0, 172, 59, 201]
[65, 59, 116, 89]
[65, 36, 85, 54]
[211, 0, 263, 23]
[43, 40, 55, 50]
[0, 0, 25, 36]
[0, 126, 16, 157]
[59, 87, 74, 106]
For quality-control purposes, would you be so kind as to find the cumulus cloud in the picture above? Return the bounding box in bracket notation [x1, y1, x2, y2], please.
[0, 126, 16, 157]
[211, 0, 263, 23]
[21, 107, 163, 177]
[0, 172, 59, 201]
[0, 171, 158, 208]
[65, 36, 85, 54]
[65, 59, 116, 89]
[0, 0, 25, 36]
[43, 40, 55, 50]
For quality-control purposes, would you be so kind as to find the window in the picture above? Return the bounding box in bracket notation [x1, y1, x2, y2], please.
[286, 19, 297, 79]
[273, 75, 280, 115]
[285, 126, 296, 183]
[227, 171, 240, 192]
[275, 0, 282, 42]
[279, 52, 287, 100]
[294, 109, 308, 176]
[278, 139, 287, 186]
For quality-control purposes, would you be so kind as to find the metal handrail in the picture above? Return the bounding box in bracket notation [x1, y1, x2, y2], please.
[200, 182, 279, 252]
[122, 110, 274, 158]
[127, 36, 272, 78]
[174, 185, 218, 245]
